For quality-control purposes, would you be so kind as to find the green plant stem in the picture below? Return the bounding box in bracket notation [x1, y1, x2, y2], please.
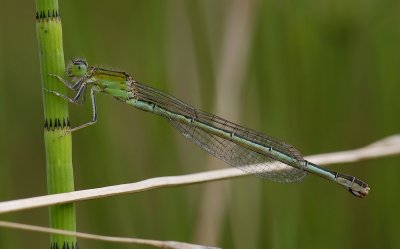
[35, 0, 77, 248]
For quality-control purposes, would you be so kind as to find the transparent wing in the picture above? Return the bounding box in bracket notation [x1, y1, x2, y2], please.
[134, 81, 307, 182]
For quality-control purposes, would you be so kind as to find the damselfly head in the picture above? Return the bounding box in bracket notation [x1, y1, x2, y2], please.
[67, 59, 89, 77]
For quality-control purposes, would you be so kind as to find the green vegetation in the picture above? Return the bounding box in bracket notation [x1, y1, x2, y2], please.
[0, 1, 399, 248]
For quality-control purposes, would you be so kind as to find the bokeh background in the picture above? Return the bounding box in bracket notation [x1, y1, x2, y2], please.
[1, 0, 400, 248]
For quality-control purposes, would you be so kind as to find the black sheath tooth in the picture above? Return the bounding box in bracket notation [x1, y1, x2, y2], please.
[51, 242, 59, 249]
[36, 9, 60, 20]
[62, 241, 76, 249]
[44, 118, 72, 130]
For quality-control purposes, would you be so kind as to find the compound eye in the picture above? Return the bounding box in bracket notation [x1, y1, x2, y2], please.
[72, 59, 88, 67]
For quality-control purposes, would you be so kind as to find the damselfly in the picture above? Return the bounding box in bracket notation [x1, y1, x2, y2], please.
[46, 59, 370, 197]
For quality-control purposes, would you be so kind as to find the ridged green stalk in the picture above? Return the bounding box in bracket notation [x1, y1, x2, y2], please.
[35, 0, 77, 248]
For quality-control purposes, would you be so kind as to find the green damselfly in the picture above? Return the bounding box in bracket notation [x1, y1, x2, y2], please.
[47, 59, 370, 197]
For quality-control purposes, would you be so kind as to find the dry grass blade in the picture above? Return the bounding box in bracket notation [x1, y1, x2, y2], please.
[0, 221, 220, 249]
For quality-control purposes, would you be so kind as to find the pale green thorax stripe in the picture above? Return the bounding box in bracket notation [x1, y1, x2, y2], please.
[46, 59, 370, 198]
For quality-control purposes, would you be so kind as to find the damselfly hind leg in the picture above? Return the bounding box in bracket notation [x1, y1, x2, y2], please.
[69, 86, 99, 132]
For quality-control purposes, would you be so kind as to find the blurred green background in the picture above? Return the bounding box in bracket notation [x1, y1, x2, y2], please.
[1, 0, 400, 248]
